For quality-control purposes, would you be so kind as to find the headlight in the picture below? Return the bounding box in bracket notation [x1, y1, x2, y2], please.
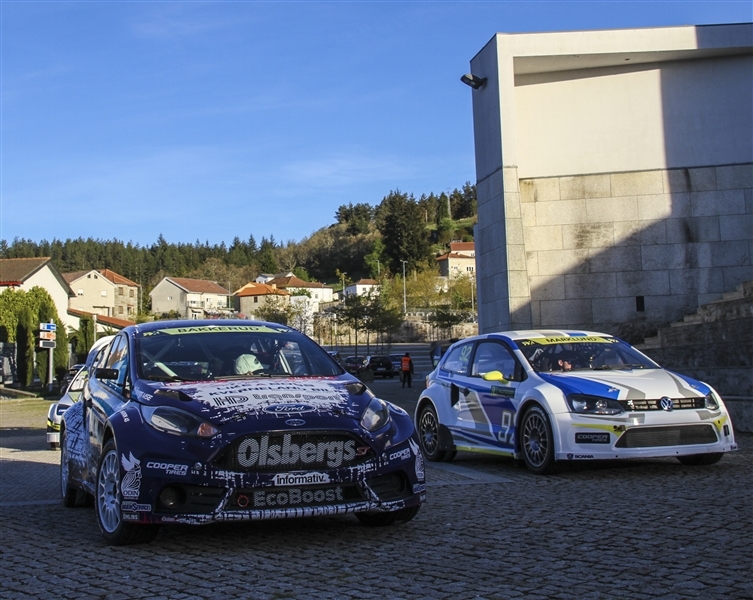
[141, 405, 219, 437]
[360, 397, 391, 431]
[566, 394, 624, 416]
[704, 391, 720, 410]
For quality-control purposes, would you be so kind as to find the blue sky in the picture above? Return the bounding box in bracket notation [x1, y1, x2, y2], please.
[1, 1, 750, 247]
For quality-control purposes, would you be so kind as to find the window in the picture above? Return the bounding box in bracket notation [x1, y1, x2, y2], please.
[119, 287, 124, 296]
[471, 341, 518, 381]
[101, 291, 107, 297]
[129, 289, 134, 298]
[467, 266, 474, 272]
[103, 335, 130, 395]
[118, 306, 124, 314]
[77, 289, 84, 296]
[440, 342, 474, 375]
[167, 296, 172, 301]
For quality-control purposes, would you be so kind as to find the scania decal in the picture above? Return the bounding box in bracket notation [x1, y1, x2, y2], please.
[272, 472, 330, 486]
[264, 403, 315, 414]
[237, 434, 357, 468]
[567, 453, 595, 460]
[120, 453, 142, 498]
[251, 487, 345, 508]
[146, 462, 189, 476]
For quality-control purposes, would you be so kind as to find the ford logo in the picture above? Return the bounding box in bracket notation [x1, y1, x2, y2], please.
[264, 403, 314, 414]
[285, 419, 306, 427]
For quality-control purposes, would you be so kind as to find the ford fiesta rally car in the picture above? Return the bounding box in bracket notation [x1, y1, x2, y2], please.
[60, 320, 424, 545]
[415, 330, 737, 474]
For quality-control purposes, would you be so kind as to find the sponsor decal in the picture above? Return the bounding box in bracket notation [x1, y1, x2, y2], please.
[285, 419, 306, 427]
[141, 325, 283, 336]
[121, 501, 151, 512]
[389, 448, 411, 462]
[409, 439, 425, 481]
[413, 483, 427, 494]
[251, 487, 345, 508]
[490, 385, 514, 398]
[119, 410, 130, 423]
[122, 513, 139, 522]
[120, 453, 142, 499]
[519, 336, 615, 346]
[146, 462, 189, 476]
[237, 434, 356, 468]
[271, 472, 330, 486]
[213, 396, 249, 407]
[264, 404, 315, 414]
[567, 453, 595, 460]
[575, 432, 610, 444]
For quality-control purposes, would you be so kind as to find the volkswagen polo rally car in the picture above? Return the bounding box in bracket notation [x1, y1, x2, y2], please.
[415, 330, 737, 474]
[61, 320, 424, 545]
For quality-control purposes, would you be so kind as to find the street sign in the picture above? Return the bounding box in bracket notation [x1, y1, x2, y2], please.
[39, 331, 56, 340]
[39, 340, 56, 349]
[40, 323, 57, 332]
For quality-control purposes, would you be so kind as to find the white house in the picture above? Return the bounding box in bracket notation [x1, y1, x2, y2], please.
[436, 242, 476, 279]
[344, 279, 380, 298]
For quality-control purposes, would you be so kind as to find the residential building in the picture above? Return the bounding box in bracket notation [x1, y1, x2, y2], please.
[68, 309, 135, 334]
[436, 242, 476, 278]
[0, 257, 76, 329]
[255, 272, 294, 284]
[466, 24, 753, 339]
[344, 279, 380, 297]
[234, 282, 290, 319]
[64, 268, 140, 319]
[150, 277, 232, 319]
[264, 275, 335, 304]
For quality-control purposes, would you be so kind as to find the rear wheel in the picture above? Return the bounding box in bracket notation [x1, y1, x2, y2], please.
[677, 453, 724, 466]
[520, 405, 557, 475]
[417, 404, 451, 462]
[95, 440, 159, 545]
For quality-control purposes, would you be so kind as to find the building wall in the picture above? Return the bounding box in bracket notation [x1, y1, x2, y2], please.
[150, 281, 185, 316]
[23, 267, 77, 329]
[113, 284, 138, 318]
[68, 272, 116, 317]
[470, 24, 753, 340]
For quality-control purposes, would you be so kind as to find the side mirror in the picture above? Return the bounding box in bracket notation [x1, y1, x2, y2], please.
[482, 370, 509, 383]
[94, 368, 119, 380]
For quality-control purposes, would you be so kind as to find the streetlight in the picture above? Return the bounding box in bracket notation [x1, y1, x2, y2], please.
[401, 260, 408, 314]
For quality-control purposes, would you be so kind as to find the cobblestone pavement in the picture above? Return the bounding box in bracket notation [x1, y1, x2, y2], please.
[1, 395, 751, 600]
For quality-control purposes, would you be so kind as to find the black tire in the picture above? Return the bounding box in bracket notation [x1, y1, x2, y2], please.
[520, 405, 557, 475]
[356, 505, 419, 527]
[50, 442, 60, 450]
[95, 440, 159, 545]
[417, 404, 448, 462]
[61, 428, 89, 508]
[677, 452, 724, 466]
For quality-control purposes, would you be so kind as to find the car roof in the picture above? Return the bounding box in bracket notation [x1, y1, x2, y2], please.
[130, 319, 296, 335]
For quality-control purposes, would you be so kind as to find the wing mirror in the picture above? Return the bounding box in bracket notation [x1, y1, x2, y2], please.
[482, 370, 509, 383]
[94, 368, 119, 380]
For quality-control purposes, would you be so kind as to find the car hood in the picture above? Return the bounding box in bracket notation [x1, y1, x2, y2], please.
[133, 377, 374, 426]
[537, 368, 710, 400]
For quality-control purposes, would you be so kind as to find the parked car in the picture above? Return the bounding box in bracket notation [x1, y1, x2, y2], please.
[342, 355, 367, 375]
[389, 354, 403, 374]
[59, 363, 85, 392]
[415, 330, 738, 474]
[47, 337, 114, 449]
[326, 350, 342, 364]
[60, 320, 424, 545]
[369, 356, 395, 378]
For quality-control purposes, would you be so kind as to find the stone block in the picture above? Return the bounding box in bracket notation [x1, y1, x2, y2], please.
[536, 248, 590, 276]
[510, 300, 532, 329]
[663, 169, 691, 193]
[644, 294, 697, 323]
[482, 194, 505, 224]
[616, 269, 671, 296]
[508, 270, 531, 301]
[641, 244, 691, 270]
[521, 203, 536, 227]
[588, 245, 642, 273]
[637, 193, 689, 221]
[746, 188, 753, 213]
[519, 179, 536, 204]
[613, 220, 667, 246]
[665, 217, 721, 244]
[504, 192, 522, 219]
[583, 174, 612, 199]
[535, 199, 587, 226]
[540, 298, 593, 328]
[489, 168, 504, 199]
[695, 240, 750, 268]
[506, 244, 528, 271]
[720, 214, 753, 241]
[723, 265, 753, 291]
[559, 176, 585, 200]
[716, 164, 753, 190]
[523, 177, 560, 202]
[530, 300, 542, 327]
[502, 167, 520, 194]
[564, 272, 617, 299]
[525, 251, 539, 276]
[669, 267, 724, 295]
[591, 297, 637, 325]
[524, 225, 563, 251]
[611, 171, 664, 197]
[585, 196, 639, 223]
[476, 175, 491, 205]
[691, 189, 746, 217]
[686, 167, 717, 192]
[505, 218, 525, 245]
[562, 223, 614, 249]
[529, 275, 566, 301]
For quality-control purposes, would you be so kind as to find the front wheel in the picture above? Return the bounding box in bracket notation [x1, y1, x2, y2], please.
[417, 404, 451, 462]
[677, 453, 724, 466]
[95, 440, 159, 545]
[520, 405, 557, 475]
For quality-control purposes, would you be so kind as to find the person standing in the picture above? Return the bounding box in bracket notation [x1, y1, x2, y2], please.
[401, 352, 414, 388]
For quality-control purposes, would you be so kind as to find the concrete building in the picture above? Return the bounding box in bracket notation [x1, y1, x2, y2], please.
[436, 241, 476, 279]
[64, 269, 140, 319]
[466, 23, 753, 341]
[344, 279, 380, 298]
[150, 277, 231, 319]
[233, 282, 290, 319]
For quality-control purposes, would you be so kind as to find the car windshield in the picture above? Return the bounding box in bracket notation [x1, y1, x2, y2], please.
[135, 324, 343, 381]
[516, 335, 658, 372]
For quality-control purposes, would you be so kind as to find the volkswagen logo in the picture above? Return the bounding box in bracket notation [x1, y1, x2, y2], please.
[285, 418, 306, 427]
[659, 397, 674, 411]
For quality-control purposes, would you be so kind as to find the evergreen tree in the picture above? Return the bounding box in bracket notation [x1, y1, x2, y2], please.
[377, 190, 432, 274]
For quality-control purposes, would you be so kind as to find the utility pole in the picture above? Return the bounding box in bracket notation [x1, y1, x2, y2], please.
[401, 260, 408, 314]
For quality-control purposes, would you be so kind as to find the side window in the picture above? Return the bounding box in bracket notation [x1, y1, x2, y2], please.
[104, 335, 130, 393]
[440, 342, 474, 375]
[471, 341, 519, 381]
[68, 368, 89, 392]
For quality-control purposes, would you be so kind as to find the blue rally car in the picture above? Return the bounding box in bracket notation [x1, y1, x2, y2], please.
[60, 320, 424, 545]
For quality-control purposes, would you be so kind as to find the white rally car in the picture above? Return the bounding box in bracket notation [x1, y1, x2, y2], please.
[415, 330, 738, 474]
